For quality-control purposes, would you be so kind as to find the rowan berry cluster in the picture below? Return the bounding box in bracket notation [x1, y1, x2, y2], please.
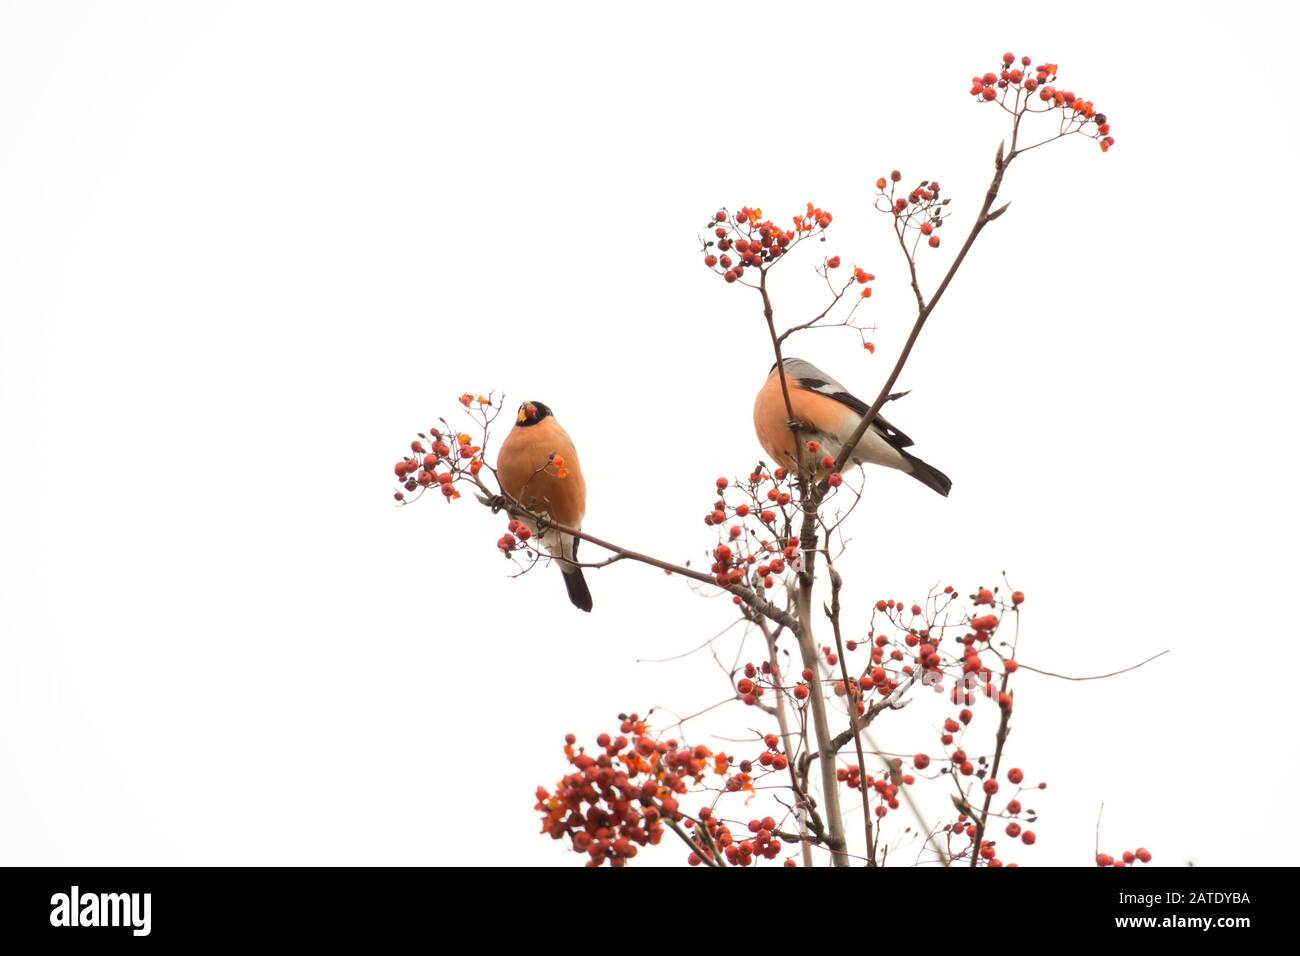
[495, 517, 533, 555]
[970, 53, 1115, 152]
[535, 718, 681, 867]
[536, 716, 789, 867]
[875, 169, 950, 248]
[702, 203, 831, 283]
[1096, 847, 1153, 868]
[692, 808, 791, 867]
[702, 470, 817, 595]
[389, 393, 502, 505]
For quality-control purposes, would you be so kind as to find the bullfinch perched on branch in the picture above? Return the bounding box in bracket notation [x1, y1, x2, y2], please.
[497, 401, 593, 611]
[753, 357, 952, 497]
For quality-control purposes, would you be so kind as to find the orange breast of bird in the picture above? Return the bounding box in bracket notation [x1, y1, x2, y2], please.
[497, 418, 586, 528]
[753, 369, 854, 472]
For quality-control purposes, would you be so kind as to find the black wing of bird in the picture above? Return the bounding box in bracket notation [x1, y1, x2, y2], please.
[794, 373, 916, 450]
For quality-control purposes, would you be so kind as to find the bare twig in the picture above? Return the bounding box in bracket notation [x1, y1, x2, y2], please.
[1016, 649, 1170, 682]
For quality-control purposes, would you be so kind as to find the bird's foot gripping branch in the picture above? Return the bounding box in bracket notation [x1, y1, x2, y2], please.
[391, 52, 1158, 866]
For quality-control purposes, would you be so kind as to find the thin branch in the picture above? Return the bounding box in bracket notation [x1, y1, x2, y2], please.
[828, 111, 1028, 482]
[472, 477, 800, 633]
[665, 817, 721, 868]
[1016, 649, 1170, 681]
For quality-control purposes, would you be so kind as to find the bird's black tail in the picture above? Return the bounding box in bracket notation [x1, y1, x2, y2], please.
[563, 567, 593, 612]
[559, 534, 593, 611]
[901, 450, 952, 497]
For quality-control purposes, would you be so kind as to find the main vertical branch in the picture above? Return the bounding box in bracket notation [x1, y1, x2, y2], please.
[760, 269, 849, 867]
[827, 563, 877, 865]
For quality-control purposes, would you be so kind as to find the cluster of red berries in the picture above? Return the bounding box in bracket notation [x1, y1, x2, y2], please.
[496, 517, 533, 555]
[702, 204, 831, 283]
[752, 730, 789, 772]
[733, 660, 775, 706]
[836, 764, 911, 818]
[390, 394, 501, 505]
[536, 716, 718, 867]
[391, 430, 480, 503]
[1097, 847, 1153, 868]
[686, 808, 791, 867]
[702, 472, 808, 597]
[970, 53, 1115, 152]
[874, 169, 950, 249]
[536, 716, 803, 867]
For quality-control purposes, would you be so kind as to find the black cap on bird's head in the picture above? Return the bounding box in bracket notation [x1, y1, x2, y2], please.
[515, 401, 554, 426]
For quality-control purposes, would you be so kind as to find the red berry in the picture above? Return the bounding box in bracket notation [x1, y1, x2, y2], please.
[1002, 52, 1015, 64]
[1021, 830, 1036, 845]
[914, 753, 931, 770]
[1007, 767, 1024, 784]
[983, 779, 998, 795]
[826, 255, 841, 268]
[1011, 590, 1025, 605]
[890, 170, 902, 182]
[1136, 847, 1152, 863]
[928, 235, 941, 248]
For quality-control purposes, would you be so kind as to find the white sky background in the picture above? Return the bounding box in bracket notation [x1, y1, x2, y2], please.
[2, 0, 1297, 866]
